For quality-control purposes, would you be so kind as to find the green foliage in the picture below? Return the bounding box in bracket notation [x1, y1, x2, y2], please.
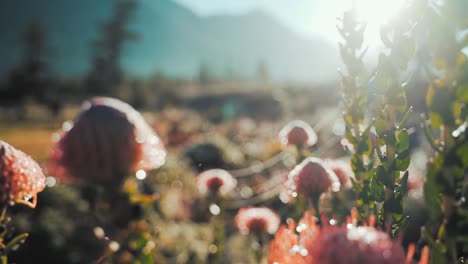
[338, 4, 414, 232]
[0, 205, 29, 263]
[408, 0, 468, 262]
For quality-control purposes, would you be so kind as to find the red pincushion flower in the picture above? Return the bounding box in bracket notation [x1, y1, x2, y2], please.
[285, 157, 340, 200]
[47, 97, 166, 185]
[279, 120, 318, 147]
[235, 207, 280, 235]
[324, 158, 354, 189]
[0, 141, 46, 208]
[196, 169, 237, 196]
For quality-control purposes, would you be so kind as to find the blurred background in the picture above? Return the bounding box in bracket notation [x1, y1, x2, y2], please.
[0, 0, 370, 158]
[0, 0, 417, 154]
[1, 0, 466, 263]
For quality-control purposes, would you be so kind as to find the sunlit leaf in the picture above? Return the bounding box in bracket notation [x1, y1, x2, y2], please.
[396, 129, 409, 154]
[429, 112, 443, 128]
[457, 84, 468, 102]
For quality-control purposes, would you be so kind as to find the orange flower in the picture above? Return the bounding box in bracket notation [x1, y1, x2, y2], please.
[268, 214, 316, 264]
[269, 212, 427, 264]
[47, 97, 166, 185]
[279, 120, 317, 147]
[0, 141, 46, 208]
[235, 207, 280, 235]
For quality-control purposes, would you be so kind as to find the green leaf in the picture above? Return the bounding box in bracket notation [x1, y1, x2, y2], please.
[429, 243, 447, 264]
[357, 136, 370, 153]
[387, 91, 407, 112]
[5, 233, 28, 252]
[395, 171, 408, 194]
[396, 129, 409, 154]
[430, 112, 443, 128]
[375, 118, 387, 135]
[424, 176, 442, 220]
[385, 197, 403, 215]
[423, 121, 441, 152]
[398, 106, 413, 128]
[457, 84, 468, 102]
[376, 165, 392, 187]
[396, 149, 410, 171]
[456, 143, 468, 167]
[426, 85, 435, 107]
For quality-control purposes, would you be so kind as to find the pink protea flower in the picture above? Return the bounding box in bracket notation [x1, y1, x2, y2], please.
[235, 207, 280, 235]
[268, 212, 421, 264]
[324, 158, 354, 189]
[196, 169, 237, 196]
[304, 225, 405, 264]
[285, 157, 340, 201]
[279, 120, 318, 147]
[0, 141, 46, 208]
[47, 97, 166, 185]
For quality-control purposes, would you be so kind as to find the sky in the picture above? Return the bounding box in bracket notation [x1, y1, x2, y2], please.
[173, 0, 407, 47]
[173, 0, 349, 42]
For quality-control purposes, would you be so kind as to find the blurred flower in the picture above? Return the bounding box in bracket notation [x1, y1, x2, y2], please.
[0, 140, 46, 208]
[235, 207, 280, 235]
[304, 225, 405, 264]
[47, 97, 166, 185]
[268, 213, 317, 264]
[268, 212, 410, 264]
[279, 120, 317, 147]
[285, 157, 340, 201]
[196, 169, 237, 196]
[324, 158, 354, 189]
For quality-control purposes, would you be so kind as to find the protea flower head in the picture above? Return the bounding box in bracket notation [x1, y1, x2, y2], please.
[235, 207, 280, 235]
[304, 225, 406, 264]
[285, 157, 340, 201]
[196, 169, 237, 196]
[279, 120, 318, 147]
[47, 97, 166, 186]
[324, 158, 354, 189]
[268, 212, 420, 264]
[0, 141, 46, 208]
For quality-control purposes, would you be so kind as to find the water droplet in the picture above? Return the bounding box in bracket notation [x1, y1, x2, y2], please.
[208, 244, 218, 253]
[240, 186, 253, 198]
[51, 133, 61, 142]
[136, 135, 145, 144]
[332, 118, 346, 136]
[108, 241, 120, 252]
[290, 245, 301, 254]
[149, 136, 159, 144]
[279, 192, 289, 203]
[209, 204, 221, 215]
[62, 121, 73, 132]
[135, 170, 146, 180]
[93, 227, 105, 239]
[46, 176, 56, 187]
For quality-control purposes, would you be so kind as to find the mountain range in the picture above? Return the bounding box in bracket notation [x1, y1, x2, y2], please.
[0, 0, 340, 82]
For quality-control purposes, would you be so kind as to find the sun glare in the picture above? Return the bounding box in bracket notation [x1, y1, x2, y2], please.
[355, 0, 408, 26]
